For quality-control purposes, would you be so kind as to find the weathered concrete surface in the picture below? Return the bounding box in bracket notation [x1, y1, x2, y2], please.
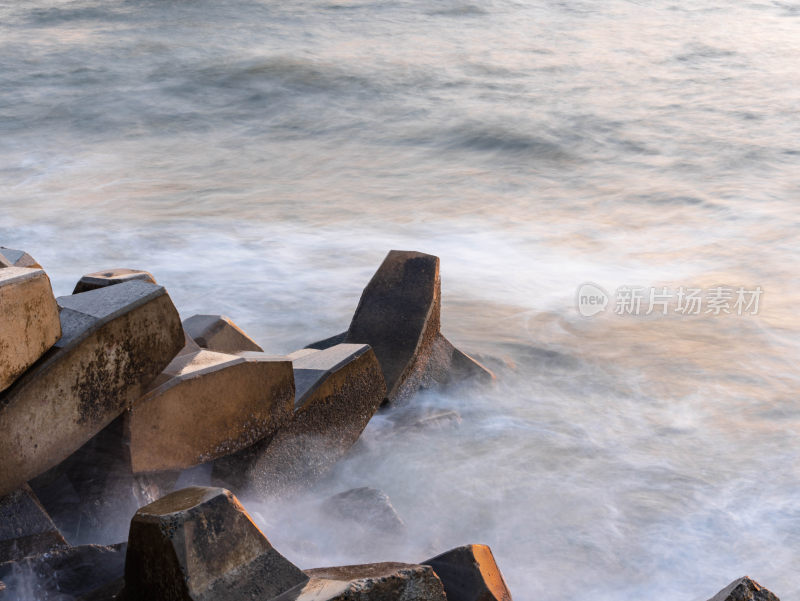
[0, 543, 126, 601]
[73, 269, 157, 294]
[0, 247, 42, 269]
[707, 577, 780, 601]
[0, 281, 184, 496]
[125, 487, 308, 601]
[423, 544, 512, 601]
[127, 349, 294, 473]
[322, 487, 406, 536]
[0, 485, 67, 563]
[215, 344, 385, 497]
[0, 267, 61, 393]
[343, 250, 441, 403]
[29, 416, 175, 545]
[310, 251, 494, 404]
[274, 563, 447, 601]
[183, 314, 263, 354]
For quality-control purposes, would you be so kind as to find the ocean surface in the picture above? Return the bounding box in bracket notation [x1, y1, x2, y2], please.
[2, 0, 800, 598]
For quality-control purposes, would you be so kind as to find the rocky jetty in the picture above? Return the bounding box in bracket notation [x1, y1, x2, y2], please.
[0, 246, 780, 600]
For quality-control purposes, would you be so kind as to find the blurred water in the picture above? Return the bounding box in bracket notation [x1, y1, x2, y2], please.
[1, 0, 800, 599]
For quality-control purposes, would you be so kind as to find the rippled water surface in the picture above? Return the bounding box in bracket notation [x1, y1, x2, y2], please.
[2, 0, 800, 599]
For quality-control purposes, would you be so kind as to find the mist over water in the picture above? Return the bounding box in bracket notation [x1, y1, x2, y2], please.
[2, 0, 800, 599]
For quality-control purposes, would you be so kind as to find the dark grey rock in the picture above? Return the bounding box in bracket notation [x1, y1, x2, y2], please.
[124, 487, 308, 601]
[72, 269, 157, 295]
[423, 544, 512, 601]
[0, 280, 184, 496]
[183, 314, 263, 354]
[214, 344, 385, 497]
[274, 563, 447, 601]
[0, 543, 126, 601]
[322, 487, 406, 536]
[0, 485, 67, 563]
[707, 577, 780, 601]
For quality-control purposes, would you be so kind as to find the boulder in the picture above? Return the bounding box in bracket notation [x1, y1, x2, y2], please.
[0, 280, 184, 496]
[29, 416, 175, 545]
[707, 577, 780, 601]
[310, 251, 494, 404]
[274, 563, 447, 601]
[72, 269, 157, 295]
[0, 267, 61, 393]
[423, 544, 512, 601]
[124, 486, 308, 601]
[127, 349, 294, 473]
[215, 344, 385, 496]
[0, 485, 67, 563]
[0, 247, 42, 269]
[0, 543, 126, 601]
[322, 487, 406, 536]
[183, 314, 263, 354]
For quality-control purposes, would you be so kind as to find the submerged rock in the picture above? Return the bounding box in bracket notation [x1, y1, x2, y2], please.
[423, 544, 512, 601]
[0, 543, 126, 601]
[124, 486, 308, 601]
[127, 348, 294, 473]
[215, 344, 385, 496]
[274, 563, 447, 601]
[707, 577, 780, 601]
[0, 247, 42, 269]
[0, 484, 67, 563]
[0, 267, 61, 393]
[322, 487, 406, 536]
[72, 269, 157, 294]
[0, 281, 184, 496]
[183, 314, 263, 354]
[309, 251, 493, 404]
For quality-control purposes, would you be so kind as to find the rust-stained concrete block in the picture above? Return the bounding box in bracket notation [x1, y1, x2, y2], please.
[124, 487, 308, 601]
[706, 577, 780, 601]
[0, 267, 61, 393]
[183, 314, 263, 354]
[73, 269, 157, 294]
[0, 281, 184, 496]
[127, 349, 294, 473]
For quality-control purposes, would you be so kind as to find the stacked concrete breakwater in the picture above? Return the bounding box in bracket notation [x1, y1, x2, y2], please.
[0, 246, 779, 601]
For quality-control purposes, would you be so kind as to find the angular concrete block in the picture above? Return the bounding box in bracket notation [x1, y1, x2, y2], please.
[0, 484, 67, 563]
[707, 577, 780, 601]
[344, 250, 441, 403]
[125, 487, 308, 601]
[0, 543, 126, 601]
[217, 344, 385, 497]
[0, 281, 184, 496]
[128, 349, 294, 473]
[183, 314, 263, 354]
[72, 268, 157, 294]
[0, 267, 61, 393]
[423, 544, 512, 601]
[322, 487, 406, 536]
[29, 416, 175, 546]
[274, 563, 447, 601]
[0, 247, 42, 269]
